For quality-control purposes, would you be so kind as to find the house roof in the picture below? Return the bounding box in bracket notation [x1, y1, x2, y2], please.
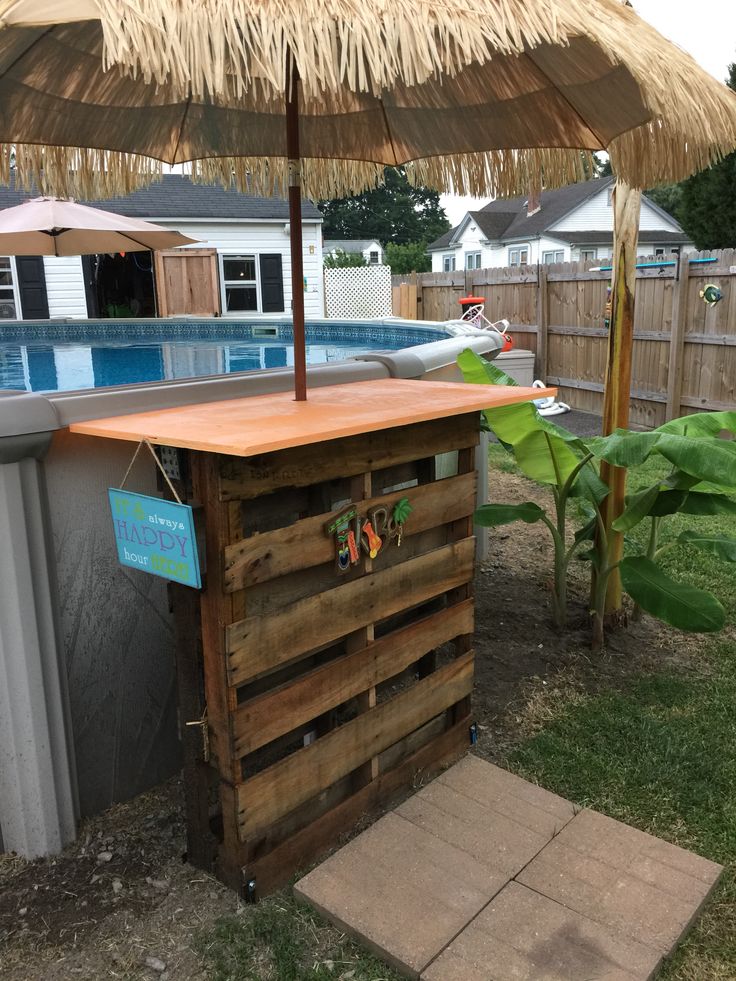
[561, 230, 690, 244]
[0, 173, 323, 221]
[429, 176, 689, 251]
[426, 227, 456, 251]
[324, 239, 380, 253]
[428, 180, 613, 250]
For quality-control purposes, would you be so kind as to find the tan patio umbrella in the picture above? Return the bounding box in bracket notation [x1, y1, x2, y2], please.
[1, 0, 736, 403]
[0, 196, 197, 254]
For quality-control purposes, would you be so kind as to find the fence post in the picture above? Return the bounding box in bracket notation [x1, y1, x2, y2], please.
[536, 263, 549, 379]
[665, 255, 689, 421]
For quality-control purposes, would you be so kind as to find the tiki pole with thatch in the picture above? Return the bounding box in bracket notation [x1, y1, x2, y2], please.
[596, 180, 642, 633]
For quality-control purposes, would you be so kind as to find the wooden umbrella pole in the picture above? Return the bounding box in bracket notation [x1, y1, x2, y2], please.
[599, 179, 641, 617]
[286, 51, 307, 401]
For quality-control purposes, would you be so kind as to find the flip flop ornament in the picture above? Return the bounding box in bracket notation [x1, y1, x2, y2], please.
[325, 496, 413, 570]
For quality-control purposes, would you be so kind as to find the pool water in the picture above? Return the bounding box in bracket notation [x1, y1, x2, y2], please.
[0, 320, 446, 393]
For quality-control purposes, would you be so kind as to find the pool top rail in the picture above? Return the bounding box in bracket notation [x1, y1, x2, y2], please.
[69, 378, 555, 456]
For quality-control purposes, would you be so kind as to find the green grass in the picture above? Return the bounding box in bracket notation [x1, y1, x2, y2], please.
[509, 640, 736, 980]
[197, 893, 402, 981]
[487, 439, 520, 474]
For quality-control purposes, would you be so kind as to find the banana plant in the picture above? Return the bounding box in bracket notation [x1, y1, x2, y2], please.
[588, 412, 736, 636]
[459, 348, 736, 646]
[458, 348, 608, 629]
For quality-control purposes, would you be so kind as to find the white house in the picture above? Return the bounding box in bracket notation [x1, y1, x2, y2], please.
[428, 177, 693, 272]
[0, 174, 324, 320]
[323, 239, 384, 265]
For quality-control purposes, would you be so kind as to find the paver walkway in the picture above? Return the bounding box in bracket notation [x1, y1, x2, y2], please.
[295, 756, 722, 980]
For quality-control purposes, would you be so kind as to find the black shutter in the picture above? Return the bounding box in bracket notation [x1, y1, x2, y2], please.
[16, 255, 50, 320]
[259, 253, 285, 313]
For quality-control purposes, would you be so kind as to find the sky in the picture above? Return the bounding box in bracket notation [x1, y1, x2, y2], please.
[439, 0, 736, 225]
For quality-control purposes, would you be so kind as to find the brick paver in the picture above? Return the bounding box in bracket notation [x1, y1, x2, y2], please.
[295, 758, 723, 979]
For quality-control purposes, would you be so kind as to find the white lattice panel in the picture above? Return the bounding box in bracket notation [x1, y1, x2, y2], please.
[324, 265, 393, 319]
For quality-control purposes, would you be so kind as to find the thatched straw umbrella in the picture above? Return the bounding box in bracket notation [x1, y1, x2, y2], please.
[1, 0, 736, 610]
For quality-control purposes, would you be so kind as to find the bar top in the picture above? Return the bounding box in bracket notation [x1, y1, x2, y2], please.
[69, 378, 555, 457]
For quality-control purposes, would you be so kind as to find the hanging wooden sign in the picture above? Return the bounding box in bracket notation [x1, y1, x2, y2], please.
[107, 438, 201, 588]
[108, 489, 202, 588]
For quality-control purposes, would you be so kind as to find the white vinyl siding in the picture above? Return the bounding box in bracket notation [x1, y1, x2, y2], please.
[550, 186, 683, 234]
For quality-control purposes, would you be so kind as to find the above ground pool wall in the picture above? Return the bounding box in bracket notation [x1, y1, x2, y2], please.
[0, 331, 501, 856]
[43, 430, 181, 817]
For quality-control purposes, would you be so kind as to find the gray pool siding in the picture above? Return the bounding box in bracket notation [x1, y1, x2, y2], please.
[44, 431, 181, 818]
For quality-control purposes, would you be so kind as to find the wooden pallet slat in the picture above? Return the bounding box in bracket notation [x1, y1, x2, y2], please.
[233, 599, 474, 758]
[236, 652, 475, 839]
[226, 538, 475, 686]
[219, 413, 479, 500]
[224, 470, 476, 591]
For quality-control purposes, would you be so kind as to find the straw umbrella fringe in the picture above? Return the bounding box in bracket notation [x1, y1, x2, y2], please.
[2, 145, 598, 203]
[2, 0, 736, 200]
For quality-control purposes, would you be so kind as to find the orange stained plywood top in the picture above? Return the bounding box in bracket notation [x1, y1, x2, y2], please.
[69, 378, 556, 457]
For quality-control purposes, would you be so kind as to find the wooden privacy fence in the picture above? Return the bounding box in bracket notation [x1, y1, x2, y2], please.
[393, 250, 736, 428]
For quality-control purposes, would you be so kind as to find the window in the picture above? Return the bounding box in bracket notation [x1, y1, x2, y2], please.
[654, 248, 666, 257]
[607, 187, 614, 206]
[671, 248, 681, 256]
[542, 250, 564, 264]
[580, 248, 598, 262]
[442, 254, 456, 272]
[508, 247, 529, 266]
[466, 252, 482, 270]
[222, 255, 258, 312]
[369, 250, 379, 264]
[0, 257, 19, 319]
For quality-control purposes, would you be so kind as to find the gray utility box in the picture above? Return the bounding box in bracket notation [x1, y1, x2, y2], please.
[494, 348, 536, 386]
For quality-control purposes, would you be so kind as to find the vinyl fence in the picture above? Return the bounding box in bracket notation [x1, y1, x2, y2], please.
[392, 249, 736, 428]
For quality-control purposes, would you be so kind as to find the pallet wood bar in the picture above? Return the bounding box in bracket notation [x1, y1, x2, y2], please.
[70, 378, 548, 897]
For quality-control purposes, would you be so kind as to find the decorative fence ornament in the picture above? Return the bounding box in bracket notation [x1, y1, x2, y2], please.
[700, 283, 723, 306]
[325, 496, 413, 572]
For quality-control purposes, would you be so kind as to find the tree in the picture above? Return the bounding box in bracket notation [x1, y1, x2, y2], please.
[319, 167, 450, 245]
[384, 241, 431, 274]
[644, 183, 684, 224]
[677, 62, 736, 249]
[323, 249, 366, 268]
[593, 152, 612, 177]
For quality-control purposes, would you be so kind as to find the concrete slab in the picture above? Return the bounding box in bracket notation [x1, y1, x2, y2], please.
[295, 758, 723, 980]
[294, 811, 509, 978]
[518, 809, 723, 954]
[396, 764, 575, 878]
[422, 882, 663, 981]
[433, 754, 576, 839]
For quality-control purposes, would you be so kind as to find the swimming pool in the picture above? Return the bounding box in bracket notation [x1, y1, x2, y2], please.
[0, 319, 449, 393]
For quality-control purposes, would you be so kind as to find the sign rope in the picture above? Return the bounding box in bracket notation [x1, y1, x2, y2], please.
[119, 439, 183, 504]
